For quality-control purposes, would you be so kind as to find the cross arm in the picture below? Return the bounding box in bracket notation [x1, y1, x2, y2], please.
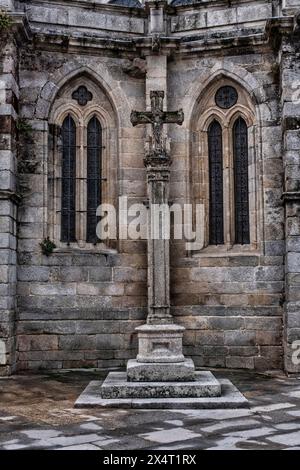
[130, 111, 154, 126]
[163, 109, 184, 125]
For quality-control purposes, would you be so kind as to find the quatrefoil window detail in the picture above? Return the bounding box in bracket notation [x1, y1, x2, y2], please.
[215, 86, 238, 109]
[72, 86, 93, 106]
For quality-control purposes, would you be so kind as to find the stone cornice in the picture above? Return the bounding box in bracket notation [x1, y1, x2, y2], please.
[20, 0, 146, 16]
[10, 12, 33, 44]
[11, 10, 296, 57]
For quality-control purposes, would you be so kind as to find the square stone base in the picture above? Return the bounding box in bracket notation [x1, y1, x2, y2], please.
[127, 358, 195, 382]
[101, 371, 221, 399]
[75, 376, 248, 409]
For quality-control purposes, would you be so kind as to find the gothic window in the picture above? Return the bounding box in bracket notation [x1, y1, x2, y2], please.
[61, 115, 76, 243]
[193, 80, 257, 252]
[208, 120, 224, 245]
[233, 117, 250, 245]
[49, 76, 117, 251]
[59, 114, 103, 245]
[86, 116, 102, 244]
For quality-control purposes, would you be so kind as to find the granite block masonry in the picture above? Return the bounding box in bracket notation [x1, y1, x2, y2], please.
[0, 0, 300, 376]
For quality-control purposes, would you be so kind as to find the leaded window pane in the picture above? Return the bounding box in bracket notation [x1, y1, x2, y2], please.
[233, 117, 250, 245]
[61, 115, 76, 243]
[208, 120, 224, 245]
[86, 116, 102, 243]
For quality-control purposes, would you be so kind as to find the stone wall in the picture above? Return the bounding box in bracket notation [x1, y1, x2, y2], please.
[281, 26, 300, 373]
[0, 0, 299, 373]
[0, 26, 19, 375]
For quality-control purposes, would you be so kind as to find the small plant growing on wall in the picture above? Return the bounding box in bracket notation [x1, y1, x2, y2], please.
[16, 118, 33, 137]
[0, 10, 12, 31]
[40, 237, 56, 256]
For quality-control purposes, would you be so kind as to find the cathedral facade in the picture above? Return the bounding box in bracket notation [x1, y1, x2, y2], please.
[1, 0, 300, 376]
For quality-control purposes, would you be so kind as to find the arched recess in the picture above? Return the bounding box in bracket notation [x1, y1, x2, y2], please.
[47, 72, 118, 250]
[189, 75, 261, 253]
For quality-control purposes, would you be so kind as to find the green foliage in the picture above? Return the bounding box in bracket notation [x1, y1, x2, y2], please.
[40, 237, 56, 256]
[0, 10, 12, 31]
[17, 119, 33, 136]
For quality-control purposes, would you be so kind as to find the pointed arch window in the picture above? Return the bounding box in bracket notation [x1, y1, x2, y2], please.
[61, 115, 76, 243]
[59, 114, 103, 245]
[208, 120, 224, 245]
[86, 116, 102, 244]
[233, 117, 250, 245]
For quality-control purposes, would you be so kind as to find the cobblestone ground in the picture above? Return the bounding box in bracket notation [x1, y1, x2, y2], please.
[0, 370, 300, 450]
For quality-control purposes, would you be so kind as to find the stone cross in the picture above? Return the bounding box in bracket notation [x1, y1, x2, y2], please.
[130, 91, 184, 326]
[131, 90, 184, 158]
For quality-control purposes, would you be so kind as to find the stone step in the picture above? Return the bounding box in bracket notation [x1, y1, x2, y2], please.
[127, 358, 196, 382]
[75, 379, 249, 409]
[100, 371, 221, 399]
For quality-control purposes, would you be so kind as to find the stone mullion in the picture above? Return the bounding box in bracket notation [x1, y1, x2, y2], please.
[223, 125, 233, 246]
[77, 123, 86, 247]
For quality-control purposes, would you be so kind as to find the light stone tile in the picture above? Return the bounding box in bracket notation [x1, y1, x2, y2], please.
[57, 444, 100, 450]
[140, 427, 201, 444]
[267, 431, 300, 446]
[251, 403, 295, 413]
[175, 409, 253, 420]
[32, 433, 101, 448]
[94, 439, 120, 447]
[287, 410, 300, 417]
[206, 436, 243, 450]
[224, 427, 276, 438]
[283, 390, 300, 398]
[21, 430, 62, 439]
[165, 420, 184, 426]
[3, 443, 30, 450]
[201, 419, 259, 434]
[79, 423, 103, 431]
[275, 423, 300, 431]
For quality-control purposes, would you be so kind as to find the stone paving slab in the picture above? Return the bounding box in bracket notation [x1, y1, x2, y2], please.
[0, 369, 300, 450]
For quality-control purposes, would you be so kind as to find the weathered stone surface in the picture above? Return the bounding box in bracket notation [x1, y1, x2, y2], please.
[75, 378, 248, 409]
[127, 358, 195, 382]
[0, 0, 297, 376]
[101, 371, 221, 399]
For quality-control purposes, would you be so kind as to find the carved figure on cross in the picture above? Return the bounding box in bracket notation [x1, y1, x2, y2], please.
[131, 90, 184, 157]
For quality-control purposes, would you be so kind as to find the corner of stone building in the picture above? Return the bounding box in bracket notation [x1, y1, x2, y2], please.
[0, 1, 19, 376]
[281, 8, 300, 374]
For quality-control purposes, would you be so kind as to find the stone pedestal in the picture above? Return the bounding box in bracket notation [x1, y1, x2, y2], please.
[127, 324, 195, 382]
[135, 324, 185, 363]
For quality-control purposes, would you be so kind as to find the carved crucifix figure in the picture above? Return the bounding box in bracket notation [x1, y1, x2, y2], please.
[131, 91, 184, 157]
[130, 90, 184, 326]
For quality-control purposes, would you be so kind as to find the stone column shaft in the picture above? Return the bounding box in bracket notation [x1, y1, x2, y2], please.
[146, 164, 172, 324]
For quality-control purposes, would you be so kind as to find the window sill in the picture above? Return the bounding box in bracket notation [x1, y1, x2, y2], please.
[192, 244, 260, 258]
[52, 243, 118, 255]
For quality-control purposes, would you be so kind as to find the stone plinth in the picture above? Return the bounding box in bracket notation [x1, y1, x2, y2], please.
[127, 358, 195, 382]
[75, 379, 249, 409]
[127, 323, 196, 382]
[101, 371, 221, 399]
[135, 324, 185, 363]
